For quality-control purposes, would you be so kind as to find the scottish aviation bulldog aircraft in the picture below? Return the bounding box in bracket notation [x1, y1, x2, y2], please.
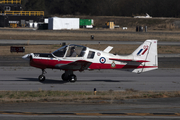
[22, 40, 158, 82]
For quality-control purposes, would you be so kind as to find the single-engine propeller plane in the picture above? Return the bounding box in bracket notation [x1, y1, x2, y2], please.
[22, 40, 158, 82]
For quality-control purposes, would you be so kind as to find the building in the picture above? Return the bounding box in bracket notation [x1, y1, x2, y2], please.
[0, 0, 44, 27]
[48, 17, 79, 30]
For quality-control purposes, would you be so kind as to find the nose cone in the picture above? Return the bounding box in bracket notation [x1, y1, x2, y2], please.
[22, 54, 30, 61]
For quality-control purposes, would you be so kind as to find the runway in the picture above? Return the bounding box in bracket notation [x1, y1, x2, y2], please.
[0, 67, 180, 91]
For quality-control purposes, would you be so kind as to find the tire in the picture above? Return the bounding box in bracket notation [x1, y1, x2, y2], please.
[61, 73, 69, 81]
[69, 74, 77, 82]
[38, 75, 45, 82]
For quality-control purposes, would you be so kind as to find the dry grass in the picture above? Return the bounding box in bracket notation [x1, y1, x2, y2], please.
[1, 44, 180, 56]
[0, 90, 180, 104]
[0, 29, 180, 41]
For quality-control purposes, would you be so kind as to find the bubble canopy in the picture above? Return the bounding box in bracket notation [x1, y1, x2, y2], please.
[52, 44, 87, 57]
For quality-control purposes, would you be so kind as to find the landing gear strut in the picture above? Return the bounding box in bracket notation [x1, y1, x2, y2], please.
[61, 70, 77, 82]
[38, 69, 46, 82]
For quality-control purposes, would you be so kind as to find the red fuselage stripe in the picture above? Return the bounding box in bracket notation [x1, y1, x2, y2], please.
[30, 59, 72, 69]
[89, 63, 157, 69]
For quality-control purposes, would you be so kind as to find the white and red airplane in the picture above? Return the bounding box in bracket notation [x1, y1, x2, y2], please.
[22, 40, 158, 82]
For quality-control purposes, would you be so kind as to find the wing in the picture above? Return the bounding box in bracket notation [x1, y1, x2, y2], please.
[57, 60, 92, 71]
[109, 58, 149, 63]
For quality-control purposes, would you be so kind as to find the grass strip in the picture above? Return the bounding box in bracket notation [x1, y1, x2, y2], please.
[1, 44, 180, 56]
[0, 90, 180, 103]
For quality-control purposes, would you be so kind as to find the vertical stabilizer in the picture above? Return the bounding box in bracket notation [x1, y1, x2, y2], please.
[132, 40, 158, 73]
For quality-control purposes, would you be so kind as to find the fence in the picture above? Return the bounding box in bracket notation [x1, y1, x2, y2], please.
[3, 11, 44, 16]
[0, 0, 21, 4]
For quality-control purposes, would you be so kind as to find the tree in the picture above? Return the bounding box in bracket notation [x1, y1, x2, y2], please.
[22, 0, 180, 17]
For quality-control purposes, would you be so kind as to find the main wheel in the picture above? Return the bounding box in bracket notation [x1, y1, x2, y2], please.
[68, 74, 77, 82]
[38, 75, 45, 82]
[61, 73, 69, 81]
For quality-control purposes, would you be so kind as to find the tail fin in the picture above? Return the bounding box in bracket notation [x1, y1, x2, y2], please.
[132, 40, 158, 73]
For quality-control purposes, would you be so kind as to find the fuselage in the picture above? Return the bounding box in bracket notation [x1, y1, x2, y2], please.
[27, 44, 155, 71]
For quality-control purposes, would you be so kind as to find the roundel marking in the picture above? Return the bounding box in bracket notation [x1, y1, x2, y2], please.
[99, 57, 106, 64]
[111, 61, 116, 68]
[97, 52, 101, 56]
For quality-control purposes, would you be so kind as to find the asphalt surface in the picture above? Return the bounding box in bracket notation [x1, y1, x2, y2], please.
[0, 98, 180, 119]
[0, 67, 180, 91]
[1, 40, 180, 45]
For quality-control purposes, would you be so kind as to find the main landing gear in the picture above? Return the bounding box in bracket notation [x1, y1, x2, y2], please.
[38, 69, 77, 82]
[61, 70, 77, 82]
[38, 69, 46, 82]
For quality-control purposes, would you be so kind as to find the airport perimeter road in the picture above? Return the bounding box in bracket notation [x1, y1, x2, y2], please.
[0, 67, 180, 91]
[1, 40, 180, 45]
[0, 98, 180, 120]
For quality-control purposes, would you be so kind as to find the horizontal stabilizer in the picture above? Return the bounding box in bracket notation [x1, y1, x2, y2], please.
[109, 58, 149, 63]
[103, 46, 113, 53]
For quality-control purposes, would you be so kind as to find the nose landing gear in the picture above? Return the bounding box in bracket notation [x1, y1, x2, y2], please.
[38, 69, 46, 82]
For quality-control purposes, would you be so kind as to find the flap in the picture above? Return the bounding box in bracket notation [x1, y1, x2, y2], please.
[59, 60, 92, 70]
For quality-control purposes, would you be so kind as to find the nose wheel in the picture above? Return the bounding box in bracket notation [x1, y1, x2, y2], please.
[38, 69, 46, 82]
[38, 75, 45, 82]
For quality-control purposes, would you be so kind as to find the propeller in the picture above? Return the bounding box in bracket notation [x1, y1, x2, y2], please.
[22, 54, 31, 61]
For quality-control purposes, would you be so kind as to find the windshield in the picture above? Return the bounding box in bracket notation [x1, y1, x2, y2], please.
[52, 45, 67, 57]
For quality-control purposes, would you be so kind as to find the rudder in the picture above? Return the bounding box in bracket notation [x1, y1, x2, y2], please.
[132, 40, 158, 73]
